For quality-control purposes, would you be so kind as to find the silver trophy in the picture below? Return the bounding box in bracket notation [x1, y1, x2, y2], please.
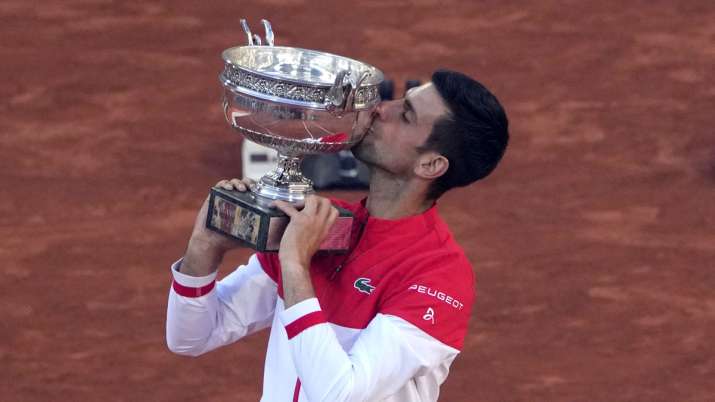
[206, 19, 384, 251]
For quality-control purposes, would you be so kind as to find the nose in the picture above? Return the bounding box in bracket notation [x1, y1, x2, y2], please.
[372, 99, 399, 121]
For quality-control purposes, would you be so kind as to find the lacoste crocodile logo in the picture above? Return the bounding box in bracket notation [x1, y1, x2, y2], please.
[354, 277, 375, 295]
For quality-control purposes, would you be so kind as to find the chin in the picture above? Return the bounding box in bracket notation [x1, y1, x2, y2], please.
[352, 140, 374, 165]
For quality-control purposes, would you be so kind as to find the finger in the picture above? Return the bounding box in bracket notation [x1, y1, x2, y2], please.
[316, 197, 331, 220]
[192, 196, 212, 234]
[314, 196, 331, 215]
[229, 178, 247, 192]
[321, 207, 339, 238]
[323, 198, 336, 220]
[215, 179, 234, 190]
[198, 196, 210, 217]
[272, 200, 300, 218]
[328, 206, 338, 224]
[242, 177, 256, 187]
[302, 195, 319, 215]
[322, 198, 334, 216]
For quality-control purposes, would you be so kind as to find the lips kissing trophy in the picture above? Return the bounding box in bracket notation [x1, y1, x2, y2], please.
[207, 19, 384, 252]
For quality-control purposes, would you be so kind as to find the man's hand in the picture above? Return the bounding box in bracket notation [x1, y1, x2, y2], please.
[273, 195, 339, 269]
[180, 178, 255, 277]
[273, 195, 338, 308]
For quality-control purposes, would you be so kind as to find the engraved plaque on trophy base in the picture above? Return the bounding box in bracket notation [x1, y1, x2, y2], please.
[206, 187, 353, 252]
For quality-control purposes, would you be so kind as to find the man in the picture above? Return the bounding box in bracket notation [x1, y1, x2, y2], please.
[166, 69, 509, 401]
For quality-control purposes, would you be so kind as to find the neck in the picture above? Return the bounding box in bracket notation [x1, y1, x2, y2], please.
[365, 169, 434, 219]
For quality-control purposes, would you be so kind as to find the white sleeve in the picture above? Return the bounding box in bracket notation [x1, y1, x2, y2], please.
[278, 298, 459, 402]
[166, 253, 277, 357]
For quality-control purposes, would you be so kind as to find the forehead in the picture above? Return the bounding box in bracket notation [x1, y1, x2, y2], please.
[405, 82, 449, 122]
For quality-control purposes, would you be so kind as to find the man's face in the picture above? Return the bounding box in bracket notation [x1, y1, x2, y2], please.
[353, 82, 450, 176]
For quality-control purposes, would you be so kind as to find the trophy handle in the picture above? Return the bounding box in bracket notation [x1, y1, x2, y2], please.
[240, 19, 254, 45]
[240, 19, 275, 47]
[261, 19, 275, 46]
[222, 95, 233, 125]
[343, 70, 370, 112]
[325, 70, 371, 116]
[325, 70, 351, 115]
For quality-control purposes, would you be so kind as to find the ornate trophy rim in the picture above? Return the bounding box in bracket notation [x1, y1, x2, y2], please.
[222, 45, 384, 87]
[220, 45, 383, 111]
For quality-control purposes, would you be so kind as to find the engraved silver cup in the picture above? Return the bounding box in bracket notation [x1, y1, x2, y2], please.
[220, 19, 384, 205]
[206, 19, 383, 251]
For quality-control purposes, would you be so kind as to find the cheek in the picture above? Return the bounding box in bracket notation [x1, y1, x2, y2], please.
[391, 135, 420, 164]
[394, 128, 420, 150]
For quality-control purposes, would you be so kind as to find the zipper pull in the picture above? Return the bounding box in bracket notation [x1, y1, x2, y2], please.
[329, 263, 344, 281]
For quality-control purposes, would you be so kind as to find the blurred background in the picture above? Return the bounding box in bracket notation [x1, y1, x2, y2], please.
[1, 1, 713, 401]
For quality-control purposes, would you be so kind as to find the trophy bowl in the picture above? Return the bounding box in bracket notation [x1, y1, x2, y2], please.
[221, 46, 383, 154]
[207, 19, 384, 251]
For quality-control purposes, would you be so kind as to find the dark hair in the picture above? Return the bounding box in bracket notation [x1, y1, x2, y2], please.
[420, 69, 509, 200]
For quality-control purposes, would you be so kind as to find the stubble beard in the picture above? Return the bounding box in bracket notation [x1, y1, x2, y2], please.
[352, 125, 378, 166]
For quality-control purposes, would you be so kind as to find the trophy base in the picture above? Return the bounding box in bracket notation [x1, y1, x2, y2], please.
[206, 187, 353, 252]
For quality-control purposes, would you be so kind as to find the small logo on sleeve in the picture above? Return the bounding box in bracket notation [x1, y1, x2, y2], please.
[422, 307, 435, 324]
[354, 277, 375, 295]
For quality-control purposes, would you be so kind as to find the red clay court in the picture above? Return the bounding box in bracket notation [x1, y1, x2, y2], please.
[1, 1, 714, 401]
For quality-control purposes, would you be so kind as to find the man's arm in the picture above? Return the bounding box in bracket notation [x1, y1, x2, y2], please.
[280, 302, 460, 401]
[166, 254, 277, 356]
[166, 178, 277, 356]
[272, 196, 338, 308]
[272, 196, 471, 401]
[178, 178, 250, 277]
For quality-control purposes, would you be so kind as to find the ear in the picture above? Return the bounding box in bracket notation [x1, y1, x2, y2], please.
[414, 151, 449, 180]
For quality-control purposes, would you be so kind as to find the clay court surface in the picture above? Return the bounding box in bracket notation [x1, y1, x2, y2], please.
[2, 1, 714, 401]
